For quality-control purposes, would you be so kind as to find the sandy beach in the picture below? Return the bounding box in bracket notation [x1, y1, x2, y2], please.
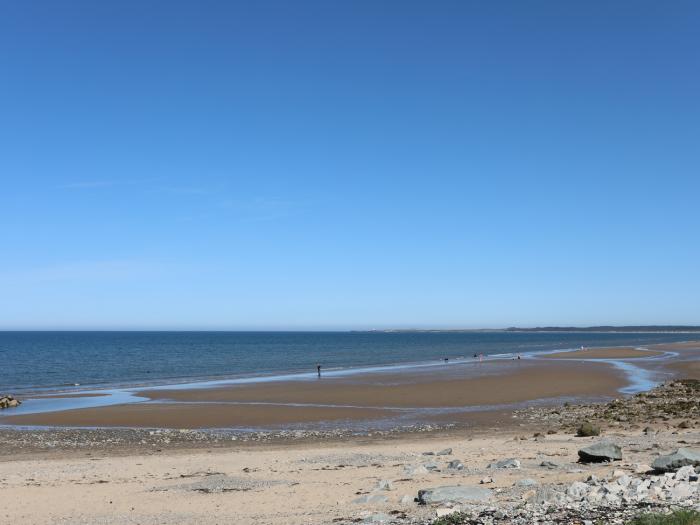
[1, 341, 700, 525]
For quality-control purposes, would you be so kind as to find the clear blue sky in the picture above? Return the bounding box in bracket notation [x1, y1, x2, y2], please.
[1, 1, 699, 330]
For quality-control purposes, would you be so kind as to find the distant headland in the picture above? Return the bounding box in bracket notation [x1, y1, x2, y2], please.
[365, 325, 700, 333]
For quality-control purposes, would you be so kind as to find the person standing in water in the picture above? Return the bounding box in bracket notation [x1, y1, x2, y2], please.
[316, 364, 321, 378]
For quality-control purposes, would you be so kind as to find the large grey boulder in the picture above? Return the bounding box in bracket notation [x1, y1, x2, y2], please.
[651, 448, 700, 472]
[578, 441, 622, 463]
[417, 485, 492, 505]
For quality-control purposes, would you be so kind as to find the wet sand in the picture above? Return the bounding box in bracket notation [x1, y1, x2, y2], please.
[543, 346, 664, 359]
[3, 360, 623, 429]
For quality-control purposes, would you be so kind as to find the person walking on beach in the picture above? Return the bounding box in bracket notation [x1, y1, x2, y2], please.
[316, 364, 321, 378]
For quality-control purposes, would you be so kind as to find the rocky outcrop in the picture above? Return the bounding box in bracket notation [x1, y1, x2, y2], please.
[578, 441, 622, 463]
[0, 395, 20, 409]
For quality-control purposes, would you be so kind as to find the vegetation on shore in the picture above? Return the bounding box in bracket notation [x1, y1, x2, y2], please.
[626, 510, 700, 525]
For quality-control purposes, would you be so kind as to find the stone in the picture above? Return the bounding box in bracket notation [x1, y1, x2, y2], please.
[417, 485, 492, 505]
[515, 478, 538, 487]
[567, 481, 589, 500]
[487, 458, 520, 469]
[578, 441, 622, 463]
[633, 464, 651, 474]
[527, 486, 566, 505]
[403, 465, 428, 477]
[539, 461, 559, 469]
[0, 395, 21, 410]
[669, 482, 695, 501]
[376, 479, 394, 491]
[446, 460, 464, 470]
[399, 494, 413, 505]
[353, 494, 389, 505]
[479, 477, 493, 484]
[651, 448, 700, 472]
[675, 465, 696, 481]
[436, 448, 453, 456]
[423, 462, 439, 471]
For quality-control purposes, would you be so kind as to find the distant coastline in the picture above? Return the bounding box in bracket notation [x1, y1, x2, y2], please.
[365, 325, 700, 333]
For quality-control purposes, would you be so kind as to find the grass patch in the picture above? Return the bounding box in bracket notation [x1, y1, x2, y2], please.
[433, 512, 470, 525]
[627, 510, 700, 525]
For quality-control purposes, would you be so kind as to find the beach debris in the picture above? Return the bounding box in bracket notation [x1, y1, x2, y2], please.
[651, 448, 700, 472]
[576, 421, 601, 437]
[487, 458, 520, 469]
[417, 485, 492, 504]
[0, 395, 21, 409]
[446, 459, 464, 470]
[436, 448, 453, 456]
[578, 441, 622, 463]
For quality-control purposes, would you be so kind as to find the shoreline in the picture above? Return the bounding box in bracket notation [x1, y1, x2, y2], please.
[0, 379, 698, 525]
[1, 341, 698, 432]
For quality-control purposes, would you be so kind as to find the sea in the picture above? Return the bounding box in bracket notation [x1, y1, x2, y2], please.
[0, 331, 694, 395]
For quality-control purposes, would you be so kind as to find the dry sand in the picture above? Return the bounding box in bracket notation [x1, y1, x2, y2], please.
[1, 425, 698, 525]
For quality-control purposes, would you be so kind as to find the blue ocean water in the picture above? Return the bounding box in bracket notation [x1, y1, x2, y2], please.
[0, 331, 693, 394]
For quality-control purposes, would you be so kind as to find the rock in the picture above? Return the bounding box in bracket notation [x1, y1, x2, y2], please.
[353, 494, 389, 505]
[422, 451, 435, 456]
[417, 485, 492, 505]
[515, 478, 538, 487]
[643, 426, 655, 435]
[633, 464, 651, 474]
[652, 448, 700, 472]
[479, 477, 493, 484]
[487, 458, 520, 469]
[423, 462, 439, 471]
[678, 420, 691, 429]
[578, 441, 622, 463]
[577, 421, 601, 437]
[539, 460, 559, 469]
[527, 486, 566, 505]
[446, 460, 464, 470]
[669, 482, 695, 501]
[0, 395, 21, 410]
[436, 448, 452, 456]
[399, 494, 413, 505]
[567, 481, 589, 500]
[376, 479, 394, 491]
[403, 465, 428, 477]
[674, 465, 696, 481]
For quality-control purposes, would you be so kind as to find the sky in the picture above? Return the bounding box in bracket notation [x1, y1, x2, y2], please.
[1, 1, 699, 330]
